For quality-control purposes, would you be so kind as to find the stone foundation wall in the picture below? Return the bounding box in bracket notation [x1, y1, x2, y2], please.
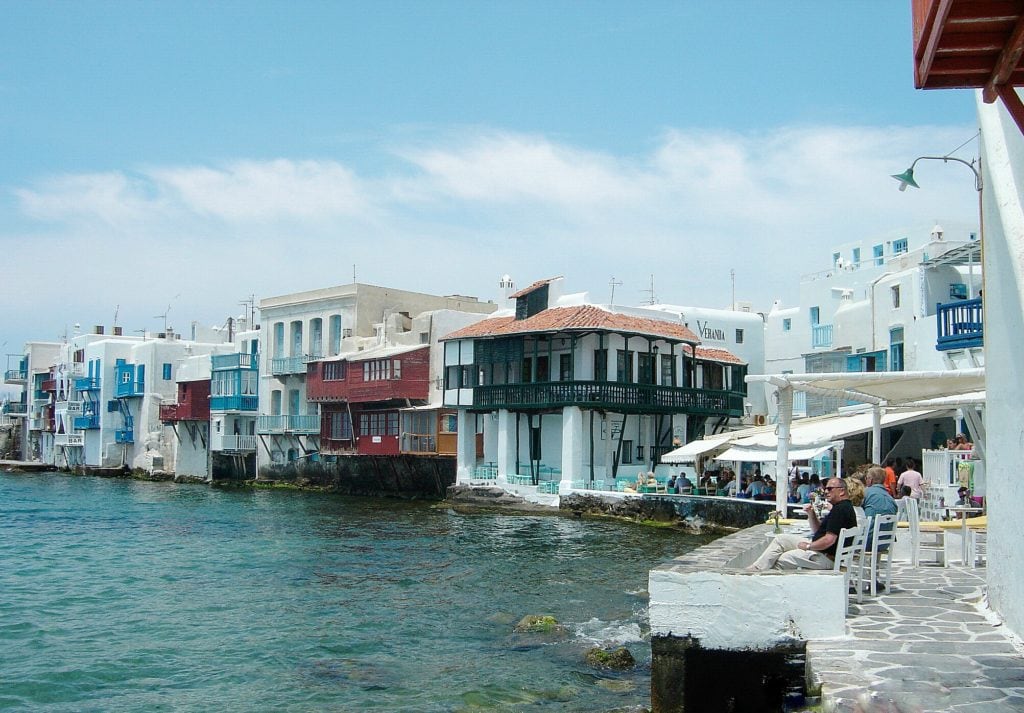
[259, 455, 456, 499]
[561, 492, 777, 530]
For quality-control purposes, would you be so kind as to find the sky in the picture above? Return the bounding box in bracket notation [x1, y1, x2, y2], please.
[0, 1, 983, 366]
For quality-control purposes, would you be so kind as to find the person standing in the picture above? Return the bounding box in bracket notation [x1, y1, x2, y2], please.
[883, 458, 899, 498]
[897, 458, 925, 499]
[747, 478, 859, 571]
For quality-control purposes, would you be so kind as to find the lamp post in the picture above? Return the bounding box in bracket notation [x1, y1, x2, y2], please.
[892, 154, 984, 300]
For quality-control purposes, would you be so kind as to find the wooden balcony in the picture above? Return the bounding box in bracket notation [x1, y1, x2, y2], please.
[214, 434, 257, 452]
[468, 381, 744, 416]
[160, 400, 211, 422]
[936, 298, 983, 351]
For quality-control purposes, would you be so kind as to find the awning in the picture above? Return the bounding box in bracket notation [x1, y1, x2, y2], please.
[716, 442, 838, 464]
[661, 435, 732, 463]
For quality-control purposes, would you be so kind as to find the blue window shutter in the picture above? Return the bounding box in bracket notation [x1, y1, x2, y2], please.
[137, 364, 145, 387]
[163, 363, 172, 380]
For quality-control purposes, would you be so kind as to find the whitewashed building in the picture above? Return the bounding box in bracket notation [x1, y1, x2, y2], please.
[441, 278, 749, 496]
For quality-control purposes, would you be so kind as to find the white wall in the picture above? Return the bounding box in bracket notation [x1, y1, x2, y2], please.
[978, 94, 1024, 638]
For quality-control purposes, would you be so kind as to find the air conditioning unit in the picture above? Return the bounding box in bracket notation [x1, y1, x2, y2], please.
[343, 328, 353, 338]
[754, 414, 767, 426]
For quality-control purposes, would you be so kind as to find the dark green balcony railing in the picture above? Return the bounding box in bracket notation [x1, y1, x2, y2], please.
[470, 381, 744, 416]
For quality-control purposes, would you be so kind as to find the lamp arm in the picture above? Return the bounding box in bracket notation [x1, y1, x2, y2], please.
[908, 155, 983, 191]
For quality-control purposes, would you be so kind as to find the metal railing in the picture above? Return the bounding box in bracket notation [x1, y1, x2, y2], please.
[212, 353, 258, 370]
[270, 355, 308, 376]
[811, 323, 833, 348]
[216, 434, 258, 452]
[4, 369, 27, 383]
[210, 395, 258, 412]
[936, 298, 983, 351]
[257, 414, 320, 434]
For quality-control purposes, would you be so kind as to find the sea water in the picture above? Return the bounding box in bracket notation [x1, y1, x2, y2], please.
[0, 472, 711, 712]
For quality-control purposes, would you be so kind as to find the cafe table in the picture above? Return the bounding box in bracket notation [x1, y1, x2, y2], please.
[945, 505, 984, 565]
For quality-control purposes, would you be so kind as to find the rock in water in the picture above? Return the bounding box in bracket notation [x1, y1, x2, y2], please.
[585, 646, 636, 670]
[513, 615, 566, 634]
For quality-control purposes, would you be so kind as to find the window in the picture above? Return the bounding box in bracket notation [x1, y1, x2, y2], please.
[783, 318, 792, 332]
[810, 307, 820, 326]
[535, 355, 549, 382]
[323, 361, 347, 381]
[310, 318, 323, 358]
[359, 411, 399, 436]
[329, 315, 342, 356]
[616, 350, 633, 383]
[735, 329, 744, 344]
[241, 371, 257, 395]
[660, 354, 675, 387]
[890, 328, 905, 372]
[419, 332, 429, 344]
[832, 252, 841, 267]
[891, 285, 901, 309]
[638, 353, 655, 385]
[162, 363, 172, 380]
[594, 349, 608, 381]
[873, 244, 884, 266]
[621, 440, 633, 464]
[329, 411, 352, 440]
[273, 322, 284, 358]
[362, 359, 395, 381]
[289, 321, 303, 357]
[521, 357, 533, 383]
[852, 247, 861, 267]
[270, 390, 282, 415]
[893, 238, 908, 255]
[440, 412, 457, 433]
[559, 353, 572, 381]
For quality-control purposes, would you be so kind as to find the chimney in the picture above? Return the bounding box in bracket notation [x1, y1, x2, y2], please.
[94, 326, 104, 335]
[113, 326, 123, 336]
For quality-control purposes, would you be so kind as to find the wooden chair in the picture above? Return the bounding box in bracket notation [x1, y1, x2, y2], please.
[856, 513, 897, 602]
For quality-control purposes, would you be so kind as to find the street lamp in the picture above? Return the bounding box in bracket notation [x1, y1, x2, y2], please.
[891, 155, 983, 192]
[892, 152, 985, 299]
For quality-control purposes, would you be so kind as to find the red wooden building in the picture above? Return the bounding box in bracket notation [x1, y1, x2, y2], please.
[306, 345, 433, 457]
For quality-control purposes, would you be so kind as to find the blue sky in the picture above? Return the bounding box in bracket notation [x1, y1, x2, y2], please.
[1, 1, 981, 362]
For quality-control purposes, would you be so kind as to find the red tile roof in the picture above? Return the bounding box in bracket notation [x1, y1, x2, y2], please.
[695, 346, 745, 365]
[443, 305, 700, 343]
[508, 276, 562, 300]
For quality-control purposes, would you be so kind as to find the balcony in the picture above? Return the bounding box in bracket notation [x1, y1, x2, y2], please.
[41, 378, 56, 392]
[215, 434, 258, 452]
[75, 376, 101, 392]
[74, 412, 100, 430]
[159, 399, 211, 422]
[468, 381, 745, 416]
[115, 428, 134, 443]
[257, 414, 320, 434]
[936, 298, 983, 351]
[270, 355, 310, 376]
[4, 369, 27, 384]
[811, 323, 834, 348]
[210, 394, 258, 412]
[2, 402, 28, 416]
[115, 378, 145, 398]
[212, 353, 259, 371]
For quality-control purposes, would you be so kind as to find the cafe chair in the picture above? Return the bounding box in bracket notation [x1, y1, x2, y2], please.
[856, 513, 897, 602]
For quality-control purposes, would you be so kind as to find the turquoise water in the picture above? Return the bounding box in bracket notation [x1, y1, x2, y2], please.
[0, 472, 709, 712]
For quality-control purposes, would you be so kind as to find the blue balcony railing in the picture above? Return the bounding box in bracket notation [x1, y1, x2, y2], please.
[75, 376, 101, 391]
[74, 413, 100, 430]
[257, 414, 320, 434]
[212, 353, 259, 371]
[936, 298, 983, 351]
[811, 323, 833, 348]
[210, 394, 259, 412]
[115, 379, 145, 398]
[270, 356, 307, 376]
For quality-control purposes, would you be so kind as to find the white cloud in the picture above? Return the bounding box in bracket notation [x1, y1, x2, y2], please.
[2, 123, 980, 352]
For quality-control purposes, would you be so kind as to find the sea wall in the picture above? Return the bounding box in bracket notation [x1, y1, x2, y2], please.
[258, 454, 456, 498]
[561, 492, 777, 529]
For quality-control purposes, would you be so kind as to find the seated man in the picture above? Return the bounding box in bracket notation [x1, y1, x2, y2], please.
[747, 477, 859, 571]
[676, 473, 694, 492]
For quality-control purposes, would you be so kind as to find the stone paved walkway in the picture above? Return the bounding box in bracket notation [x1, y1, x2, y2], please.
[806, 560, 1024, 712]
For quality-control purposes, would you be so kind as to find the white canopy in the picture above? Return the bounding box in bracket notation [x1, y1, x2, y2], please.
[661, 435, 733, 463]
[716, 442, 839, 463]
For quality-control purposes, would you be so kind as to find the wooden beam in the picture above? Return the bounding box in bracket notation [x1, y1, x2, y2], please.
[997, 83, 1024, 136]
[983, 11, 1024, 101]
[916, 0, 956, 88]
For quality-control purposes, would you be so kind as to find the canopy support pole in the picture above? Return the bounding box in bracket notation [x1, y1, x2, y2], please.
[774, 385, 793, 514]
[871, 405, 882, 464]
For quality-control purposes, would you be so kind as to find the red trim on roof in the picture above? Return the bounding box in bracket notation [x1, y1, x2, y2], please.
[508, 276, 562, 300]
[695, 346, 745, 365]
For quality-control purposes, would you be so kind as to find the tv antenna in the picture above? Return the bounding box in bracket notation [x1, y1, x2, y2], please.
[641, 274, 657, 305]
[154, 304, 172, 335]
[239, 294, 256, 326]
[609, 276, 623, 306]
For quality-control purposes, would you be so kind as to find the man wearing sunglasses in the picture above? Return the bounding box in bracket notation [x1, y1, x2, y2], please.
[748, 477, 858, 571]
